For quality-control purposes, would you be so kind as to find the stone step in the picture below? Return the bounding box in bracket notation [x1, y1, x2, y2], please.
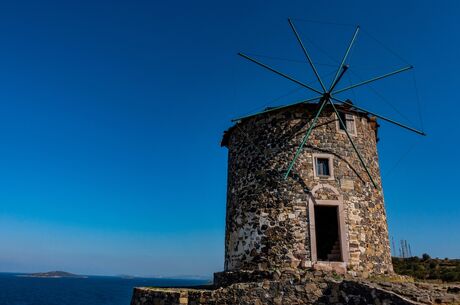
[327, 254, 341, 261]
[330, 245, 341, 252]
[326, 240, 341, 261]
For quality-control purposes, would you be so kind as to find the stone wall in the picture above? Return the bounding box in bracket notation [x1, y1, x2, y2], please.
[131, 273, 460, 305]
[131, 281, 414, 305]
[221, 103, 392, 276]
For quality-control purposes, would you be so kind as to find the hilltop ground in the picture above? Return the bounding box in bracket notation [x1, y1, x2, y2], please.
[393, 254, 460, 282]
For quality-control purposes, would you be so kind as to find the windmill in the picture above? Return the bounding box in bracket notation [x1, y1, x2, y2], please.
[233, 19, 425, 188]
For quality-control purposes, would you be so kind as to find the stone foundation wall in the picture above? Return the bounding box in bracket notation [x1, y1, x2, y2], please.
[131, 274, 460, 305]
[222, 103, 392, 276]
[131, 281, 414, 305]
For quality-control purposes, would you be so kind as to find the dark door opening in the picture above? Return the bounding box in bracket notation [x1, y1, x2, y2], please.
[314, 205, 342, 261]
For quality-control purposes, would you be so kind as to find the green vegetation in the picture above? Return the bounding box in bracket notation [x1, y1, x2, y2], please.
[393, 254, 460, 282]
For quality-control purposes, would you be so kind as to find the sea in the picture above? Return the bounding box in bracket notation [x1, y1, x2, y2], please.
[0, 273, 210, 305]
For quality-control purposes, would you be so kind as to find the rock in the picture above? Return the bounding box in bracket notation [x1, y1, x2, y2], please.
[447, 286, 460, 294]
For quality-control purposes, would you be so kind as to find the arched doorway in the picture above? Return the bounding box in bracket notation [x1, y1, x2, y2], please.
[308, 184, 349, 266]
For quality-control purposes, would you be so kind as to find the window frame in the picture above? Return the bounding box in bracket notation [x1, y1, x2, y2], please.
[336, 111, 357, 136]
[312, 153, 334, 180]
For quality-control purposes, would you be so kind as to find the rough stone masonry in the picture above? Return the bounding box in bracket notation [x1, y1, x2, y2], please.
[131, 270, 460, 305]
[219, 102, 392, 279]
[130, 103, 455, 305]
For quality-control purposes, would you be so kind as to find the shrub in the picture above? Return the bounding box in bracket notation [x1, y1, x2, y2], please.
[392, 255, 460, 282]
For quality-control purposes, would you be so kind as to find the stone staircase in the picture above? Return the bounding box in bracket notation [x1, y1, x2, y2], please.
[327, 241, 341, 261]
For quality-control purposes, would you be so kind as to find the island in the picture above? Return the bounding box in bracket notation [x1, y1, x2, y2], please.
[18, 271, 88, 278]
[116, 274, 136, 279]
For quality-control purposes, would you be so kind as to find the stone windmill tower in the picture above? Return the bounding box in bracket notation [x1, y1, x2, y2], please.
[218, 20, 425, 281]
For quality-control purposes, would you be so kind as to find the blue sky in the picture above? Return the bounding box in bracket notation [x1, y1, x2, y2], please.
[0, 0, 458, 277]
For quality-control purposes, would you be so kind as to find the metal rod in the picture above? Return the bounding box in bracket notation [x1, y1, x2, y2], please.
[231, 96, 321, 122]
[329, 99, 378, 188]
[329, 65, 349, 93]
[331, 97, 426, 136]
[288, 18, 326, 93]
[284, 97, 328, 180]
[332, 65, 413, 94]
[238, 53, 323, 95]
[329, 26, 360, 90]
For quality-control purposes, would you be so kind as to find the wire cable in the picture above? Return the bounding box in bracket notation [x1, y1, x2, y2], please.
[361, 28, 411, 66]
[383, 140, 420, 177]
[290, 18, 356, 28]
[348, 69, 416, 126]
[244, 53, 337, 67]
[411, 70, 425, 132]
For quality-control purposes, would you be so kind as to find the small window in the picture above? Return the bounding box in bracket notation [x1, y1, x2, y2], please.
[316, 158, 330, 177]
[313, 154, 334, 180]
[337, 111, 356, 135]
